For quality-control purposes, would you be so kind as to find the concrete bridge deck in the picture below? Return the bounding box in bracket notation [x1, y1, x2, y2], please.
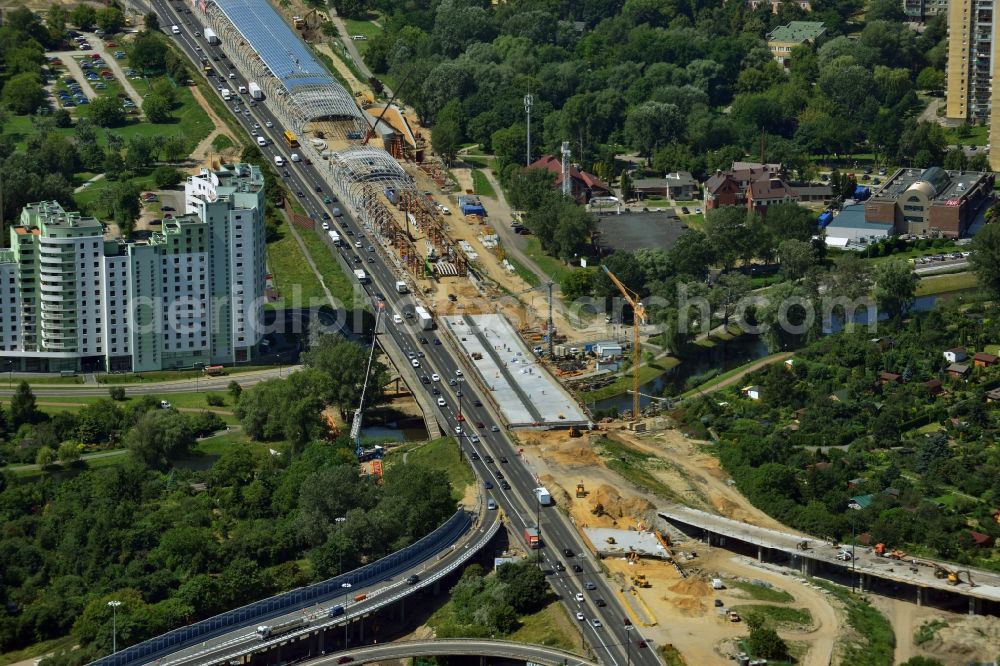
[658, 504, 1000, 611]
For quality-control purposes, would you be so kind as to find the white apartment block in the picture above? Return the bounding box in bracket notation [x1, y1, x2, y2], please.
[0, 163, 266, 373]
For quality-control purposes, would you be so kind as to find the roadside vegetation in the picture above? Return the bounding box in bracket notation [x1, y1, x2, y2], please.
[389, 436, 474, 502]
[592, 436, 682, 502]
[814, 581, 895, 665]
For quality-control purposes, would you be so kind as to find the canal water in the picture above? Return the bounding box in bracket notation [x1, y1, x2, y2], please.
[591, 289, 975, 414]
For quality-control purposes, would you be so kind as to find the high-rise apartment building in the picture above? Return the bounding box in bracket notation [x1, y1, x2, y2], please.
[0, 163, 266, 373]
[945, 0, 1000, 169]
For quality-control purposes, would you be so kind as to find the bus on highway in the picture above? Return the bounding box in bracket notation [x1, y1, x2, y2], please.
[283, 130, 299, 148]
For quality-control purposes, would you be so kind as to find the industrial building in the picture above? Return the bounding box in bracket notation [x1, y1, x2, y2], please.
[863, 166, 993, 237]
[0, 164, 266, 373]
[945, 0, 1000, 169]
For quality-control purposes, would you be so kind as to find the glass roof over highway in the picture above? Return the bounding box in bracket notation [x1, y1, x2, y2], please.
[209, 0, 362, 122]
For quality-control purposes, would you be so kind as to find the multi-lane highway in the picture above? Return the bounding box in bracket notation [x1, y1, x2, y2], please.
[139, 3, 662, 665]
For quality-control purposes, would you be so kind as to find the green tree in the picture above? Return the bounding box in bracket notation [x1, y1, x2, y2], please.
[71, 3, 97, 30]
[228, 380, 243, 401]
[432, 119, 460, 166]
[145, 11, 160, 31]
[57, 441, 81, 464]
[915, 67, 945, 93]
[620, 171, 634, 201]
[704, 206, 755, 271]
[111, 180, 143, 237]
[747, 625, 788, 660]
[969, 222, 1000, 299]
[142, 93, 171, 123]
[2, 72, 47, 115]
[10, 381, 38, 429]
[668, 230, 715, 279]
[89, 95, 126, 128]
[875, 259, 920, 318]
[152, 166, 182, 187]
[711, 272, 751, 329]
[46, 4, 67, 42]
[496, 561, 549, 613]
[624, 101, 683, 156]
[764, 202, 814, 241]
[777, 239, 815, 279]
[561, 269, 595, 300]
[130, 32, 168, 74]
[301, 336, 389, 412]
[491, 124, 526, 170]
[109, 386, 126, 401]
[96, 6, 124, 33]
[35, 446, 57, 468]
[125, 409, 195, 469]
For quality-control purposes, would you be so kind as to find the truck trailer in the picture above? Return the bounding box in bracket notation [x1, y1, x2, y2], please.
[354, 269, 368, 284]
[328, 230, 341, 246]
[524, 526, 541, 549]
[535, 487, 552, 506]
[256, 617, 308, 640]
[248, 81, 263, 100]
[203, 27, 219, 44]
[395, 280, 408, 294]
[414, 306, 433, 330]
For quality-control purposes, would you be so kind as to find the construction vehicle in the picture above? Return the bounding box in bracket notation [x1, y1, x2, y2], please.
[934, 564, 976, 587]
[728, 611, 741, 623]
[631, 574, 650, 588]
[606, 536, 616, 545]
[576, 482, 586, 498]
[796, 540, 810, 551]
[602, 266, 646, 422]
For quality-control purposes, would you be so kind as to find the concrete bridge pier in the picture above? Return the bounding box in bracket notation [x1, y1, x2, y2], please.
[917, 587, 925, 606]
[970, 596, 980, 615]
[800, 557, 814, 577]
[757, 545, 763, 562]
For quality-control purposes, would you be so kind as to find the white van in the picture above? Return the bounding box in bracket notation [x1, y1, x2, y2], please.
[171, 25, 180, 34]
[256, 136, 267, 147]
[393, 314, 403, 324]
[274, 155, 285, 167]
[290, 152, 301, 162]
[238, 85, 247, 95]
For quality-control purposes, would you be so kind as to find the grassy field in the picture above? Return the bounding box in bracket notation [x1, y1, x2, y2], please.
[343, 18, 383, 56]
[1, 393, 239, 423]
[97, 365, 274, 383]
[508, 602, 583, 653]
[471, 169, 496, 198]
[578, 358, 680, 403]
[942, 123, 989, 145]
[503, 250, 541, 287]
[732, 605, 812, 628]
[523, 237, 574, 285]
[296, 227, 360, 308]
[388, 436, 473, 502]
[5, 375, 84, 385]
[658, 644, 687, 666]
[212, 133, 235, 151]
[915, 271, 979, 296]
[814, 580, 895, 665]
[75, 171, 158, 210]
[267, 228, 330, 307]
[728, 579, 795, 602]
[0, 636, 74, 666]
[593, 436, 683, 502]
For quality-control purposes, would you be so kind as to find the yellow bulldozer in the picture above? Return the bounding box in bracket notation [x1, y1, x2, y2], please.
[576, 482, 586, 498]
[631, 574, 651, 588]
[934, 564, 976, 587]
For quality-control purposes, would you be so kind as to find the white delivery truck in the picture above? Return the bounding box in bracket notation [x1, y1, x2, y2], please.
[328, 230, 341, 246]
[256, 136, 267, 147]
[203, 27, 220, 44]
[395, 280, 408, 294]
[414, 306, 433, 330]
[221, 88, 232, 101]
[354, 269, 368, 284]
[535, 487, 552, 506]
[248, 82, 263, 100]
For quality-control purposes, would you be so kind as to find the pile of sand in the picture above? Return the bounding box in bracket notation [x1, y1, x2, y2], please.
[669, 578, 712, 596]
[925, 615, 1000, 661]
[672, 596, 707, 616]
[591, 484, 655, 521]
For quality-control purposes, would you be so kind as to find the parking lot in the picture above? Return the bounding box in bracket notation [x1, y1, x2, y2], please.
[46, 33, 141, 117]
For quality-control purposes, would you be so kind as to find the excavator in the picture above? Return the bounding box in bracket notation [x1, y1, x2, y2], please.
[934, 564, 976, 587]
[576, 482, 586, 498]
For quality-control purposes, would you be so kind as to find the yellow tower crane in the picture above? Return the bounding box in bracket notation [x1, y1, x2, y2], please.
[601, 266, 646, 421]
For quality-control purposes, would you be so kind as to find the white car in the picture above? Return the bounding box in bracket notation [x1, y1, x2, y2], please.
[229, 72, 235, 79]
[265, 120, 273, 128]
[431, 373, 440, 382]
[575, 593, 584, 602]
[576, 612, 585, 621]
[455, 369, 463, 376]
[437, 397, 446, 406]
[455, 425, 462, 434]
[411, 358, 420, 368]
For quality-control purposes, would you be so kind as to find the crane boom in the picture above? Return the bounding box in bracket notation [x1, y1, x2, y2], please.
[601, 266, 646, 421]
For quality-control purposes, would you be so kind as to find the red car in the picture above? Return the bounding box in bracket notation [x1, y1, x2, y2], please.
[456, 414, 465, 422]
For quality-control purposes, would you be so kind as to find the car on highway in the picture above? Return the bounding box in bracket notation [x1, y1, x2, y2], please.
[576, 612, 585, 621]
[572, 564, 583, 572]
[420, 375, 430, 384]
[456, 413, 465, 421]
[585, 582, 596, 590]
[434, 337, 441, 344]
[487, 499, 497, 510]
[455, 369, 463, 376]
[484, 455, 494, 463]
[574, 593, 584, 602]
[432, 387, 441, 395]
[484, 480, 493, 489]
[563, 548, 574, 557]
[367, 256, 375, 263]
[591, 618, 603, 628]
[475, 420, 485, 428]
[595, 599, 606, 607]
[411, 358, 420, 368]
[431, 373, 440, 382]
[500, 481, 510, 489]
[449, 378, 458, 386]
[474, 399, 483, 406]
[419, 336, 428, 344]
[491, 425, 500, 432]
[321, 212, 330, 220]
[265, 120, 273, 128]
[500, 456, 508, 463]
[337, 657, 354, 664]
[469, 434, 479, 443]
[494, 470, 504, 479]
[437, 397, 446, 406]
[555, 562, 565, 571]
[406, 574, 420, 584]
[455, 425, 462, 434]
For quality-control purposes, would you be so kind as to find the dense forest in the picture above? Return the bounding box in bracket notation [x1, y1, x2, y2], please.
[0, 336, 449, 664]
[681, 302, 1000, 567]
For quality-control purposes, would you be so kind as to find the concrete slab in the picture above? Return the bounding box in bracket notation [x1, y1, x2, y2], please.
[440, 314, 589, 428]
[584, 527, 669, 559]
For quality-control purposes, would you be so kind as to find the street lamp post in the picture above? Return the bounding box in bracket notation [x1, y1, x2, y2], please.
[107, 600, 122, 655]
[341, 583, 352, 646]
